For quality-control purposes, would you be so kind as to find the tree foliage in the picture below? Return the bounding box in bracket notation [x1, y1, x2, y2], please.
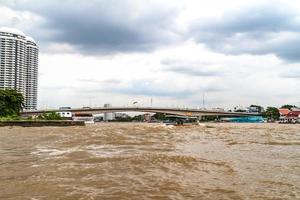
[280, 105, 297, 110]
[132, 114, 144, 121]
[201, 115, 218, 121]
[113, 116, 132, 122]
[38, 112, 62, 120]
[0, 89, 24, 117]
[152, 113, 166, 121]
[263, 107, 280, 120]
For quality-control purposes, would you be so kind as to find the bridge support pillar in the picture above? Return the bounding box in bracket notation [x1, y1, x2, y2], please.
[197, 115, 203, 123]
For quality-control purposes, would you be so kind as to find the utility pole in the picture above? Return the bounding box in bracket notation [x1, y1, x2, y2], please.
[202, 93, 205, 109]
[89, 97, 92, 107]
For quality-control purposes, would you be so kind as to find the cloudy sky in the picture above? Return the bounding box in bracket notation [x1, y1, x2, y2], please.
[1, 0, 300, 109]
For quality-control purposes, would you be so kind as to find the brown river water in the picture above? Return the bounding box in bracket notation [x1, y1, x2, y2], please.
[0, 123, 299, 200]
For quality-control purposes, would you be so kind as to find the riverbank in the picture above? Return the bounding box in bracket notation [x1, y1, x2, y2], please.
[0, 120, 85, 127]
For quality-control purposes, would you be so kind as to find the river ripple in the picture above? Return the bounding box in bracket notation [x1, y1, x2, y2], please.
[0, 123, 299, 199]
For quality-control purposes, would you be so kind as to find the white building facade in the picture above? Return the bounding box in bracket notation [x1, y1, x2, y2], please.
[104, 104, 115, 121]
[0, 27, 38, 110]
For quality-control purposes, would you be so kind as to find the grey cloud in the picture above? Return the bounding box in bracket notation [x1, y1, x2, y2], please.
[110, 86, 223, 98]
[190, 4, 300, 61]
[3, 0, 181, 54]
[78, 79, 121, 85]
[91, 80, 197, 98]
[161, 59, 223, 77]
[75, 79, 224, 98]
[112, 86, 195, 98]
[196, 6, 296, 33]
[166, 66, 222, 77]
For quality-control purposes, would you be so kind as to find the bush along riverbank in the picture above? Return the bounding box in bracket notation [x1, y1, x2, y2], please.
[0, 113, 85, 127]
[0, 120, 85, 127]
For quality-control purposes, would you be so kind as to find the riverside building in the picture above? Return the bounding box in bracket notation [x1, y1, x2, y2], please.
[0, 27, 38, 110]
[104, 104, 115, 121]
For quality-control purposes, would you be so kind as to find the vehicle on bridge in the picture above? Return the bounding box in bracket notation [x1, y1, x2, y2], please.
[59, 106, 71, 110]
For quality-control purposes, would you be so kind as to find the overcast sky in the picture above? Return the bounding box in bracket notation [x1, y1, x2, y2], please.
[1, 0, 300, 109]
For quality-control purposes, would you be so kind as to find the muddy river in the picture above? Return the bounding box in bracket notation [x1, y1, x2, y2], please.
[0, 123, 299, 199]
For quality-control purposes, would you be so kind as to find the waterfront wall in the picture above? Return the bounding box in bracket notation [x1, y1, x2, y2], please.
[0, 120, 85, 127]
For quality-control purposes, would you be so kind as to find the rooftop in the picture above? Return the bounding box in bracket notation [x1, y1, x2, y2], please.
[279, 108, 291, 115]
[0, 27, 37, 44]
[0, 27, 26, 37]
[25, 36, 36, 43]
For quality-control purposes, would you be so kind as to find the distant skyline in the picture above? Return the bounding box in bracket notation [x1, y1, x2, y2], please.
[1, 0, 300, 109]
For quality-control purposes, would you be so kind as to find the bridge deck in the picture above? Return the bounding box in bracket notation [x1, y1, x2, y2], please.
[22, 107, 261, 117]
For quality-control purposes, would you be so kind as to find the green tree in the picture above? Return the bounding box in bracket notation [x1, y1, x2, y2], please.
[201, 115, 218, 122]
[263, 107, 280, 120]
[280, 105, 297, 110]
[152, 113, 166, 121]
[38, 112, 62, 120]
[0, 89, 24, 117]
[113, 116, 133, 122]
[132, 115, 144, 121]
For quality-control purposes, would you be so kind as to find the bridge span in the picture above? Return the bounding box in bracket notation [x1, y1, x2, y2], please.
[22, 107, 261, 117]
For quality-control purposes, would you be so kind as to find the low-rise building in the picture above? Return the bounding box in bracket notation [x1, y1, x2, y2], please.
[115, 113, 130, 118]
[104, 104, 115, 121]
[57, 111, 72, 119]
[247, 105, 264, 113]
[220, 116, 264, 123]
[279, 108, 300, 124]
[73, 113, 94, 124]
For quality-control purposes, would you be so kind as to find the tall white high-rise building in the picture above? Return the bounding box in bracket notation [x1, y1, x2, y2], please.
[0, 27, 38, 110]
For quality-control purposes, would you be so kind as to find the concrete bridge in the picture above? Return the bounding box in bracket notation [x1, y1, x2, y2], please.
[22, 107, 261, 117]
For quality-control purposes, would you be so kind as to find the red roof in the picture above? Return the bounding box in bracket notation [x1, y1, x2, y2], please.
[279, 108, 291, 116]
[287, 111, 300, 117]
